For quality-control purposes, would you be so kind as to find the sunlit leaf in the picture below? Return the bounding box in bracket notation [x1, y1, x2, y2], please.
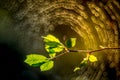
[74, 58, 88, 72]
[65, 38, 76, 48]
[45, 43, 64, 53]
[43, 34, 64, 54]
[74, 67, 80, 72]
[79, 58, 88, 67]
[45, 42, 64, 52]
[31, 62, 45, 67]
[45, 42, 64, 54]
[49, 53, 56, 58]
[45, 42, 60, 48]
[40, 60, 54, 71]
[42, 34, 60, 43]
[89, 55, 98, 62]
[24, 54, 47, 66]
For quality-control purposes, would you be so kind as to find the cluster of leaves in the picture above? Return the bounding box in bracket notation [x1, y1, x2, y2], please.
[24, 34, 97, 72]
[74, 53, 97, 72]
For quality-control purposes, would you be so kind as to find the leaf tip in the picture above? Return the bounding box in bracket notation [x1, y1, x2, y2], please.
[74, 67, 80, 72]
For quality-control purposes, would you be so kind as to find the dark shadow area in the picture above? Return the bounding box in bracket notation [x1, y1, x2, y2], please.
[0, 42, 25, 80]
[106, 65, 117, 80]
[0, 42, 59, 80]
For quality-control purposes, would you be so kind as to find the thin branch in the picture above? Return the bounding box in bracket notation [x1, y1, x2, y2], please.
[49, 51, 68, 60]
[69, 47, 120, 53]
[69, 50, 91, 53]
[49, 47, 120, 60]
[89, 47, 120, 53]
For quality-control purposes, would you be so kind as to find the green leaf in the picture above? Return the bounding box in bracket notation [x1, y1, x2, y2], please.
[24, 54, 47, 66]
[74, 67, 80, 72]
[65, 38, 76, 48]
[46, 42, 60, 48]
[89, 55, 98, 62]
[40, 61, 54, 71]
[79, 58, 88, 68]
[45, 42, 64, 54]
[31, 62, 45, 67]
[42, 34, 60, 43]
[42, 34, 64, 55]
[49, 53, 56, 58]
[45, 42, 64, 52]
[74, 57, 88, 72]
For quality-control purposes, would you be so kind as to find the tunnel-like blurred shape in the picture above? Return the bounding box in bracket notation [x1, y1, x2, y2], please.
[0, 0, 120, 80]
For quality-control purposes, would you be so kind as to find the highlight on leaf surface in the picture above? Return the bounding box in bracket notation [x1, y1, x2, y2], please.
[24, 54, 48, 66]
[88, 55, 98, 62]
[65, 38, 76, 48]
[49, 53, 56, 58]
[40, 60, 54, 71]
[42, 34, 60, 43]
[74, 58, 88, 72]
[79, 57, 88, 67]
[74, 67, 80, 72]
[45, 42, 64, 53]
[42, 34, 65, 55]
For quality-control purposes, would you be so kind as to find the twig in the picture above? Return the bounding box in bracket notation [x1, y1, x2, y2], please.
[49, 51, 67, 60]
[69, 47, 120, 53]
[50, 47, 120, 60]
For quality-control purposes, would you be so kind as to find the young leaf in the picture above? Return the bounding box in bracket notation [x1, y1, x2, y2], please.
[74, 58, 88, 72]
[31, 62, 45, 67]
[45, 42, 61, 48]
[79, 58, 88, 68]
[43, 34, 64, 54]
[74, 67, 80, 72]
[65, 38, 76, 48]
[45, 42, 64, 54]
[49, 53, 56, 58]
[40, 60, 54, 71]
[24, 54, 47, 66]
[45, 42, 64, 52]
[42, 34, 60, 43]
[88, 55, 98, 62]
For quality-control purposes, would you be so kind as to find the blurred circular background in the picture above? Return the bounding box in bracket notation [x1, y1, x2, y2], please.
[0, 0, 120, 80]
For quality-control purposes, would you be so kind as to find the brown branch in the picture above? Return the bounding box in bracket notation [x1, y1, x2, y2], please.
[49, 51, 68, 60]
[69, 50, 91, 53]
[69, 47, 120, 53]
[89, 47, 120, 53]
[49, 47, 120, 60]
